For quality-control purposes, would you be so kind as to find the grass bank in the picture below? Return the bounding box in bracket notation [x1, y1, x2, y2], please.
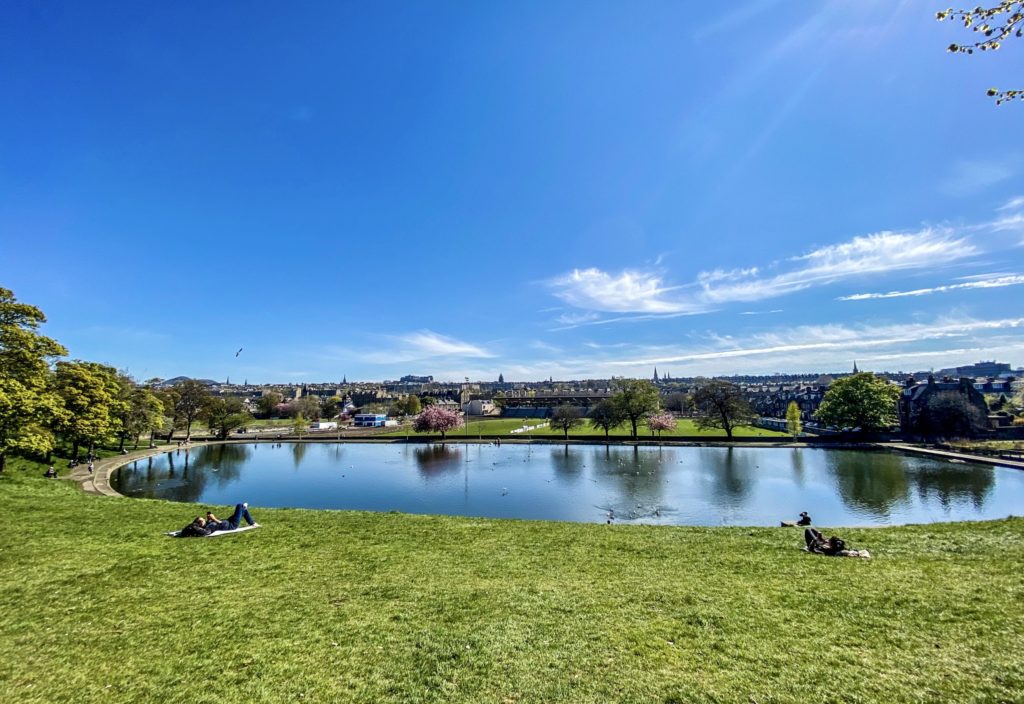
[1, 468, 1022, 703]
[380, 418, 788, 439]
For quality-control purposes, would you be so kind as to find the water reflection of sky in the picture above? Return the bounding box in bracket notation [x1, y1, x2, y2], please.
[111, 443, 1024, 527]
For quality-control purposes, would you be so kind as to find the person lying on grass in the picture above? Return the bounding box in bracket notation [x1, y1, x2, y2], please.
[179, 503, 258, 537]
[804, 527, 871, 558]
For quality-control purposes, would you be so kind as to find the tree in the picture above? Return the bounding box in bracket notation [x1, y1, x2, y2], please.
[645, 411, 676, 438]
[256, 391, 283, 418]
[663, 392, 691, 414]
[549, 405, 583, 439]
[292, 412, 306, 438]
[320, 395, 342, 420]
[911, 391, 988, 439]
[420, 396, 437, 408]
[53, 360, 123, 457]
[938, 3, 1023, 104]
[0, 288, 67, 472]
[786, 401, 803, 439]
[173, 380, 211, 441]
[115, 377, 164, 450]
[390, 395, 421, 418]
[289, 395, 322, 421]
[412, 406, 463, 439]
[610, 379, 661, 439]
[203, 396, 252, 440]
[588, 399, 624, 439]
[814, 373, 900, 433]
[692, 380, 757, 438]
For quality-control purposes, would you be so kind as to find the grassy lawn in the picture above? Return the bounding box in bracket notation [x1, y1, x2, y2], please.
[1, 461, 1022, 703]
[381, 418, 788, 439]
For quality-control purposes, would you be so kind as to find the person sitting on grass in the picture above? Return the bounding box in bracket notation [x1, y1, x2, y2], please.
[178, 503, 257, 537]
[804, 527, 845, 555]
[803, 527, 871, 558]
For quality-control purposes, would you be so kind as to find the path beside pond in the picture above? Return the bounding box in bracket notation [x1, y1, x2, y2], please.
[884, 443, 1024, 470]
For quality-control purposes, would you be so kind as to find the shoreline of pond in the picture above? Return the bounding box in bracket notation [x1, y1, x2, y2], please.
[77, 436, 1023, 504]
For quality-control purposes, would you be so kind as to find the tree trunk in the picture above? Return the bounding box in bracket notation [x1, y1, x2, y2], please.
[72, 440, 80, 460]
[630, 419, 638, 439]
[563, 428, 569, 440]
[118, 435, 126, 451]
[0, 452, 5, 473]
[604, 428, 610, 440]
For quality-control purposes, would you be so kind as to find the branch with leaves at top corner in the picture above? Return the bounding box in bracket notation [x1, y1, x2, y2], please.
[937, 2, 1022, 104]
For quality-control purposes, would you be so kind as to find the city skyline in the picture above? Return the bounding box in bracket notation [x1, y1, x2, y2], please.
[4, 2, 1023, 383]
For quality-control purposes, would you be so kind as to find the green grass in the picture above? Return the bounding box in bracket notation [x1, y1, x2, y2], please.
[381, 417, 788, 438]
[1, 459, 1022, 703]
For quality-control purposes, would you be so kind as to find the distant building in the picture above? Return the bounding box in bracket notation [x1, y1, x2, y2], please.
[353, 413, 387, 428]
[400, 375, 433, 384]
[938, 361, 1012, 378]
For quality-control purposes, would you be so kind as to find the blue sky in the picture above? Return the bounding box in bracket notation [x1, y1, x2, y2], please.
[3, 1, 1023, 383]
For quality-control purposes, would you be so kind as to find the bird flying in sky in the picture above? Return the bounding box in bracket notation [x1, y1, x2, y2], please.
[235, 347, 243, 357]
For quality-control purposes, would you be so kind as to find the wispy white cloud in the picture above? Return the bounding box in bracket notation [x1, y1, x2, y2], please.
[550, 226, 976, 319]
[356, 330, 494, 364]
[838, 273, 1024, 301]
[940, 159, 1015, 197]
[998, 195, 1024, 211]
[420, 316, 1024, 381]
[550, 268, 708, 315]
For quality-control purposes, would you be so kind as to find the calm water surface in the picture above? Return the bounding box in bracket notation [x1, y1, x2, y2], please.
[112, 443, 1024, 526]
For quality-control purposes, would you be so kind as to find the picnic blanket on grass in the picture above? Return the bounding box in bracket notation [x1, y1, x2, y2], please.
[166, 524, 260, 538]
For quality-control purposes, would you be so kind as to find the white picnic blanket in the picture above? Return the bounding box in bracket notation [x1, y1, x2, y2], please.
[167, 524, 260, 538]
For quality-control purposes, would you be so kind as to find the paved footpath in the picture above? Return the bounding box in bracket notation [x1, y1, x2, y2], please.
[67, 442, 211, 497]
[882, 443, 1024, 471]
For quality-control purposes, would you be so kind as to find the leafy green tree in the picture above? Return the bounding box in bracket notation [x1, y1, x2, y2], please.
[692, 380, 756, 439]
[938, 3, 1023, 103]
[588, 399, 625, 439]
[786, 401, 803, 439]
[256, 391, 283, 418]
[53, 360, 123, 457]
[203, 396, 251, 440]
[0, 288, 67, 472]
[173, 380, 211, 441]
[549, 405, 583, 439]
[390, 395, 421, 418]
[320, 395, 342, 420]
[290, 395, 321, 421]
[814, 373, 900, 433]
[420, 396, 437, 408]
[663, 392, 691, 414]
[292, 413, 306, 438]
[115, 376, 165, 450]
[610, 379, 661, 439]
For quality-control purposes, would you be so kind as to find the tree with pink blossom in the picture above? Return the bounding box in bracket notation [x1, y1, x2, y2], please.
[412, 406, 464, 439]
[644, 411, 676, 439]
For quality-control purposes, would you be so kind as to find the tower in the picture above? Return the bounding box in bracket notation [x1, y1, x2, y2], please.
[653, 367, 659, 382]
[852, 361, 859, 374]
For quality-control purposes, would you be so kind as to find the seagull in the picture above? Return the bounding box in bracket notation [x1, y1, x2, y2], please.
[235, 347, 243, 357]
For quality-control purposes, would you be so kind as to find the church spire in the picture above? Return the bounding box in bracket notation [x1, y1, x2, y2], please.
[653, 367, 659, 382]
[852, 360, 859, 374]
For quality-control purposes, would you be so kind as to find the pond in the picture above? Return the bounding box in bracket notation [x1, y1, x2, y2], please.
[111, 442, 1024, 527]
